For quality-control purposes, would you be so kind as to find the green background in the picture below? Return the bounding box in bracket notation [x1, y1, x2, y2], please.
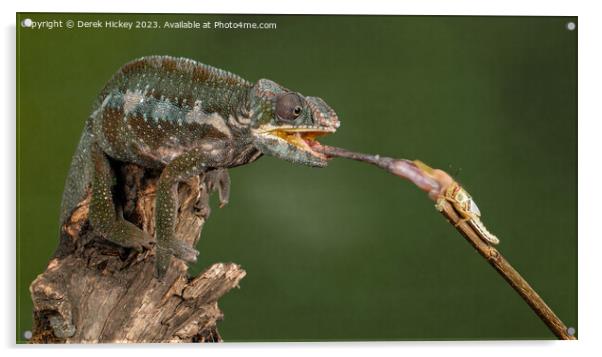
[16, 14, 577, 342]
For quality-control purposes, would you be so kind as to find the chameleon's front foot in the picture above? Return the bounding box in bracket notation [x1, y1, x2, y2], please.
[154, 241, 199, 279]
[205, 168, 230, 208]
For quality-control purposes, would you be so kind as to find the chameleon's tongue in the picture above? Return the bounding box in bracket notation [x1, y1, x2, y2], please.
[279, 131, 330, 160]
[305, 137, 329, 157]
[311, 144, 444, 198]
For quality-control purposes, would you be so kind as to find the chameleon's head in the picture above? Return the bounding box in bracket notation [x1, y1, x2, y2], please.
[248, 79, 340, 167]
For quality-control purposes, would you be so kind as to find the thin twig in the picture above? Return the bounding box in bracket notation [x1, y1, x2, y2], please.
[438, 200, 575, 340]
[316, 144, 575, 340]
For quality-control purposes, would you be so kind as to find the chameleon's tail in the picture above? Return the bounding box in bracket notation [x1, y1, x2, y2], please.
[59, 117, 95, 230]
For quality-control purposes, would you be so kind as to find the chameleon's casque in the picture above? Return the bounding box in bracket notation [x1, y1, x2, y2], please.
[60, 56, 339, 278]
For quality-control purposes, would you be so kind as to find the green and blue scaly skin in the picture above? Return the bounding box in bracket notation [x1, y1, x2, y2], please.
[60, 56, 340, 278]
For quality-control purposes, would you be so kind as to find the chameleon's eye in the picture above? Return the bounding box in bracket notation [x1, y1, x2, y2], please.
[276, 93, 304, 122]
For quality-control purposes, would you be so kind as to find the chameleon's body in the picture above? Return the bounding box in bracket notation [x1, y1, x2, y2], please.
[60, 56, 340, 278]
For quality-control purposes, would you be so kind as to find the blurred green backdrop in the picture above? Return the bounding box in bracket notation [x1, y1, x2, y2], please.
[16, 14, 577, 342]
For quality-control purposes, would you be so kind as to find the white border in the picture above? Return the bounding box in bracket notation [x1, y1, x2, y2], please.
[3, 1, 601, 356]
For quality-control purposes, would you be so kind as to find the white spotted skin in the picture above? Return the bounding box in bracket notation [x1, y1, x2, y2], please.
[91, 58, 258, 169]
[58, 55, 339, 278]
[60, 56, 262, 229]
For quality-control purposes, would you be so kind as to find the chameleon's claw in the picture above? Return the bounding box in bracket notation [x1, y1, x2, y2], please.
[139, 237, 155, 251]
[127, 223, 155, 252]
[127, 230, 155, 253]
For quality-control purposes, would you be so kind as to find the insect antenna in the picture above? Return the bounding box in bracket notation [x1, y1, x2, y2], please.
[448, 164, 462, 179]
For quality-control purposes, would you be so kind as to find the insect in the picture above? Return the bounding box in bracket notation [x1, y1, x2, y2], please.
[435, 182, 500, 245]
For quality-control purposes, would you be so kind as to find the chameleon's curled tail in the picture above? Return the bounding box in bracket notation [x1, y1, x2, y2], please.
[59, 117, 95, 230]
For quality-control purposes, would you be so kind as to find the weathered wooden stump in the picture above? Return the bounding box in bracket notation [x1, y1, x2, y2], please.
[29, 163, 245, 343]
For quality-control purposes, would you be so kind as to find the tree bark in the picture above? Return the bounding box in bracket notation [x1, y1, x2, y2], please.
[29, 163, 245, 343]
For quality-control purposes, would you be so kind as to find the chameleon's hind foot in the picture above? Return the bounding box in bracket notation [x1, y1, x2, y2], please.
[154, 240, 199, 279]
[89, 143, 154, 252]
[106, 219, 155, 252]
[205, 168, 230, 208]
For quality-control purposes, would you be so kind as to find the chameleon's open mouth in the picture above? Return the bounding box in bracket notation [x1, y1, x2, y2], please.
[268, 126, 334, 160]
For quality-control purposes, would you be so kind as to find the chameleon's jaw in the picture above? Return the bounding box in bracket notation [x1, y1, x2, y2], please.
[252, 125, 335, 166]
[270, 126, 335, 160]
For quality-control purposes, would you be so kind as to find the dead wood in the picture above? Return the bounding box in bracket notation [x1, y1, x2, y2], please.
[29, 163, 245, 343]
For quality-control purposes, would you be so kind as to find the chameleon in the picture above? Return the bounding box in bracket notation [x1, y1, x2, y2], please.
[60, 55, 340, 278]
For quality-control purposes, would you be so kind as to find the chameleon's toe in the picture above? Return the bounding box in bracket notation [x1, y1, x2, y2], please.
[139, 236, 155, 250]
[107, 219, 154, 252]
[127, 226, 155, 252]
